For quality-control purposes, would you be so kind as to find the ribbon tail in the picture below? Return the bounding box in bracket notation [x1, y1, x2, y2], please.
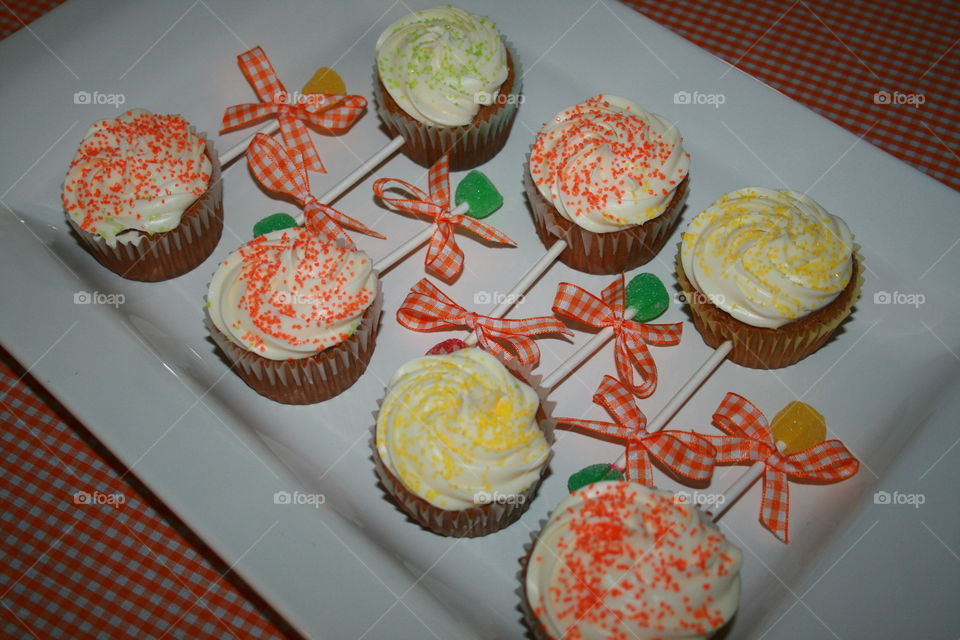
[761, 466, 790, 543]
[628, 442, 654, 487]
[424, 224, 463, 281]
[615, 333, 658, 399]
[278, 114, 325, 174]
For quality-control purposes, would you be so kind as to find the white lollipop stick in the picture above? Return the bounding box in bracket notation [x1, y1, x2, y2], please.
[539, 305, 635, 390]
[219, 120, 280, 167]
[707, 440, 786, 521]
[373, 202, 469, 273]
[463, 241, 567, 347]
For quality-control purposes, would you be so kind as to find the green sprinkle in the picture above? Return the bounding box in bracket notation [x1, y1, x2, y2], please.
[455, 171, 502, 219]
[567, 464, 624, 493]
[625, 273, 670, 322]
[252, 213, 299, 238]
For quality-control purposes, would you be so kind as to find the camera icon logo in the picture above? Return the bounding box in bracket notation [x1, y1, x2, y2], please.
[73, 91, 91, 105]
[273, 490, 292, 505]
[873, 91, 891, 105]
[873, 291, 892, 305]
[873, 490, 891, 505]
[673, 91, 692, 105]
[473, 291, 492, 305]
[73, 290, 91, 304]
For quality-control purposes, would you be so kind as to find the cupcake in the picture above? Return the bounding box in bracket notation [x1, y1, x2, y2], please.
[521, 481, 742, 640]
[678, 187, 862, 369]
[62, 108, 222, 282]
[372, 348, 552, 537]
[206, 227, 382, 405]
[373, 6, 521, 170]
[525, 94, 689, 275]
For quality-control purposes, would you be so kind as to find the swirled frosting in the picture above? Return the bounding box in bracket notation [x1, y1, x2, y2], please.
[526, 481, 742, 640]
[376, 6, 508, 127]
[62, 108, 211, 248]
[680, 187, 854, 328]
[376, 348, 548, 510]
[529, 95, 689, 233]
[207, 229, 377, 360]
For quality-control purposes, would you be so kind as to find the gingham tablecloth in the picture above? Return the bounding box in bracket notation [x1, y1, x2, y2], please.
[1, 1, 958, 638]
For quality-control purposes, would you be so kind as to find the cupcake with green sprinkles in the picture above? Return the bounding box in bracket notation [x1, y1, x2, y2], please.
[373, 5, 521, 170]
[205, 214, 382, 405]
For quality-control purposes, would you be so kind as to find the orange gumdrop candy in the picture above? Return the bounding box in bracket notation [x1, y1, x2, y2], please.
[770, 401, 827, 455]
[302, 67, 346, 95]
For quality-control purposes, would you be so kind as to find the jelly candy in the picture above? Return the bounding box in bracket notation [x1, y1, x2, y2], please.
[454, 171, 502, 219]
[771, 401, 826, 455]
[426, 338, 469, 356]
[253, 213, 299, 237]
[567, 463, 624, 493]
[625, 273, 669, 322]
[302, 67, 346, 96]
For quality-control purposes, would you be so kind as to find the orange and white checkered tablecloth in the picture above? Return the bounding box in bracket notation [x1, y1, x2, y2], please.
[1, 1, 957, 638]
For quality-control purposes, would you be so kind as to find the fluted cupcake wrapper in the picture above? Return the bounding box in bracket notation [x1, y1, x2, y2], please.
[524, 159, 689, 275]
[373, 39, 522, 171]
[68, 130, 224, 282]
[517, 518, 555, 640]
[676, 245, 864, 369]
[370, 355, 555, 538]
[207, 281, 383, 405]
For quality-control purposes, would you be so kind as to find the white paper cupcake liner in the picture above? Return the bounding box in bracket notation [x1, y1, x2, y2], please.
[67, 128, 224, 282]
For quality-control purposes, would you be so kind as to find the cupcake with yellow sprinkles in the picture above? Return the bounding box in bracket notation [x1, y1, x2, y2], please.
[372, 347, 552, 537]
[677, 187, 863, 368]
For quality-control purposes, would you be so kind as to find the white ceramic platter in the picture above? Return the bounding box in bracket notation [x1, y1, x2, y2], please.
[2, 1, 959, 637]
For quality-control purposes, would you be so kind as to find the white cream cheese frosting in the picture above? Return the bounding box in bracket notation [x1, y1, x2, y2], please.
[376, 348, 548, 510]
[680, 187, 854, 328]
[529, 94, 689, 233]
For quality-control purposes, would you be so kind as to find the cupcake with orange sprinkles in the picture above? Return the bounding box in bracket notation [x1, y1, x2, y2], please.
[678, 187, 863, 368]
[525, 95, 689, 275]
[62, 108, 222, 281]
[205, 217, 381, 405]
[521, 481, 742, 640]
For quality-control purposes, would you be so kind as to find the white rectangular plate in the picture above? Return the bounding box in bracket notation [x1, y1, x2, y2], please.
[2, 1, 959, 637]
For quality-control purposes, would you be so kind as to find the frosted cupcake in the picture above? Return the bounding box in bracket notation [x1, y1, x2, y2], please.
[62, 109, 222, 281]
[373, 6, 521, 170]
[206, 226, 381, 405]
[521, 481, 742, 640]
[372, 348, 551, 537]
[525, 95, 689, 274]
[678, 187, 862, 369]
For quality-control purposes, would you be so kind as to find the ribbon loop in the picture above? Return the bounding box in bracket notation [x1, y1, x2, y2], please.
[247, 133, 384, 246]
[708, 392, 860, 543]
[221, 47, 367, 173]
[372, 155, 515, 280]
[396, 278, 570, 367]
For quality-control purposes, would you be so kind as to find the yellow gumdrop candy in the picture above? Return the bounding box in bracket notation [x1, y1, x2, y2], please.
[302, 67, 346, 95]
[770, 401, 827, 455]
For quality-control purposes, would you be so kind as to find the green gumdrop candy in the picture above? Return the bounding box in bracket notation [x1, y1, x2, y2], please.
[253, 213, 299, 237]
[625, 273, 670, 322]
[455, 170, 503, 219]
[567, 463, 624, 493]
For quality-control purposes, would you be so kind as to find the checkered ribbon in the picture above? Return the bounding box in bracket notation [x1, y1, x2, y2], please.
[556, 375, 716, 487]
[552, 275, 682, 398]
[396, 278, 572, 367]
[704, 393, 860, 543]
[220, 46, 367, 173]
[247, 133, 384, 245]
[371, 155, 515, 280]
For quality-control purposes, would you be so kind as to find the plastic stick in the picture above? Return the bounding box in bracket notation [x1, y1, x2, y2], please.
[707, 440, 786, 521]
[373, 202, 469, 273]
[540, 305, 635, 390]
[219, 120, 280, 167]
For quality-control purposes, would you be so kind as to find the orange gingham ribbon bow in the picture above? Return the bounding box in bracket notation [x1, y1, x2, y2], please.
[704, 393, 860, 543]
[247, 133, 384, 246]
[557, 375, 716, 487]
[552, 275, 682, 398]
[221, 46, 367, 173]
[396, 278, 571, 367]
[372, 154, 516, 280]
